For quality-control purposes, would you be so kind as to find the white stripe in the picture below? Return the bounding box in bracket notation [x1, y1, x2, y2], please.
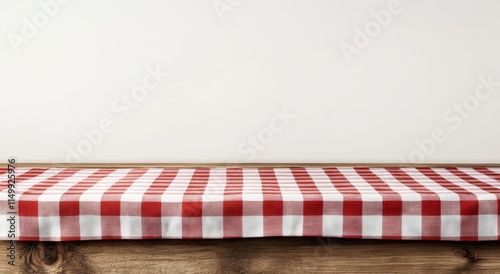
[449, 168, 499, 239]
[371, 168, 422, 238]
[306, 168, 343, 204]
[0, 168, 36, 240]
[402, 168, 461, 201]
[275, 168, 303, 236]
[0, 167, 34, 198]
[203, 168, 227, 202]
[457, 168, 500, 189]
[274, 168, 301, 201]
[305, 168, 342, 194]
[371, 168, 421, 201]
[434, 169, 496, 199]
[37, 169, 96, 202]
[0, 167, 32, 186]
[337, 167, 383, 202]
[121, 168, 163, 202]
[16, 168, 64, 193]
[79, 169, 130, 202]
[242, 168, 264, 237]
[487, 167, 500, 174]
[339, 168, 383, 238]
[161, 169, 195, 203]
[242, 168, 263, 201]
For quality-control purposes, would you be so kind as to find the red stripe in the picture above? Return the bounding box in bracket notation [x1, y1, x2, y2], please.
[223, 168, 244, 238]
[0, 167, 24, 191]
[291, 168, 323, 214]
[60, 169, 116, 216]
[291, 168, 323, 236]
[182, 169, 210, 239]
[100, 168, 148, 240]
[259, 168, 282, 236]
[22, 169, 80, 195]
[14, 168, 50, 236]
[386, 168, 441, 215]
[144, 169, 179, 195]
[354, 168, 402, 195]
[385, 168, 438, 193]
[62, 169, 116, 195]
[473, 167, 500, 240]
[17, 168, 79, 242]
[474, 167, 500, 182]
[387, 168, 441, 240]
[101, 169, 148, 216]
[355, 167, 402, 240]
[322, 168, 363, 238]
[418, 167, 478, 241]
[446, 167, 500, 193]
[142, 168, 179, 239]
[59, 169, 117, 241]
[19, 236, 40, 241]
[14, 168, 48, 182]
[19, 169, 80, 217]
[0, 167, 7, 176]
[418, 168, 477, 194]
[142, 168, 179, 216]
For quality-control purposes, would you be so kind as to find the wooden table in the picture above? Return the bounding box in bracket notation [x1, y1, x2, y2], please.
[2, 238, 500, 273]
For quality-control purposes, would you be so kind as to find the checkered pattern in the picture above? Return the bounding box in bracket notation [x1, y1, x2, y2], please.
[0, 167, 499, 241]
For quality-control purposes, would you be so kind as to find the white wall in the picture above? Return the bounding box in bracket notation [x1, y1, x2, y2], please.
[1, 0, 499, 163]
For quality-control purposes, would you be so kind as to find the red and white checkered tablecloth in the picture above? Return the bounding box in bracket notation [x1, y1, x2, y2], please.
[0, 167, 499, 241]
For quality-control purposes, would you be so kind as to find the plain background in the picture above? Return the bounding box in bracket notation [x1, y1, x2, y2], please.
[1, 0, 499, 163]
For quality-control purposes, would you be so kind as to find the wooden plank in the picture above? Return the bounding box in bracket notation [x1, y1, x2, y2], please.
[1, 238, 499, 273]
[12, 162, 500, 168]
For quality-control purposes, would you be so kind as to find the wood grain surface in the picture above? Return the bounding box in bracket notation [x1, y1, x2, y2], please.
[1, 238, 499, 273]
